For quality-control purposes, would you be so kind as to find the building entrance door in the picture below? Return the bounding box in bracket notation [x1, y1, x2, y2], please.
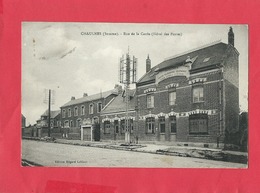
[81, 125, 93, 141]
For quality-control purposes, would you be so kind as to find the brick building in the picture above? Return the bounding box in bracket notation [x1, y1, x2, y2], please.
[36, 110, 61, 128]
[99, 27, 239, 147]
[60, 85, 121, 140]
[134, 27, 239, 147]
[100, 89, 136, 142]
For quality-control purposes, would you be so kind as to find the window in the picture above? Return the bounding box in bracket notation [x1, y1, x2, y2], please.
[76, 119, 81, 128]
[68, 108, 71, 117]
[147, 95, 154, 108]
[89, 104, 94, 114]
[146, 117, 155, 134]
[114, 120, 119, 133]
[159, 117, 165, 133]
[81, 105, 85, 115]
[121, 120, 125, 133]
[130, 119, 134, 134]
[97, 103, 102, 113]
[93, 117, 99, 124]
[169, 116, 176, 133]
[189, 114, 208, 134]
[169, 91, 176, 105]
[62, 109, 66, 118]
[74, 107, 78, 116]
[64, 121, 69, 128]
[104, 121, 110, 134]
[70, 120, 73, 127]
[193, 86, 204, 103]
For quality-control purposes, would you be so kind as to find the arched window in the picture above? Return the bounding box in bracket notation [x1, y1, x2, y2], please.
[64, 120, 69, 128]
[62, 109, 66, 118]
[68, 108, 71, 117]
[70, 120, 73, 127]
[81, 105, 85, 115]
[76, 119, 81, 128]
[97, 102, 102, 113]
[74, 106, 78, 116]
[89, 104, 94, 114]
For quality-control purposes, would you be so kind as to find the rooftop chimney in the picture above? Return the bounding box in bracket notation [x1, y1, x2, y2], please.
[83, 93, 88, 97]
[228, 27, 234, 47]
[71, 96, 75, 100]
[146, 55, 151, 73]
[114, 84, 123, 94]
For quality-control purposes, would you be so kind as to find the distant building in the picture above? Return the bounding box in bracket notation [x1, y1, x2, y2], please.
[60, 85, 122, 140]
[36, 110, 61, 128]
[21, 114, 26, 129]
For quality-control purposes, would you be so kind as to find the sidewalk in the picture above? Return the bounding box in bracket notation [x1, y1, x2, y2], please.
[22, 137, 248, 164]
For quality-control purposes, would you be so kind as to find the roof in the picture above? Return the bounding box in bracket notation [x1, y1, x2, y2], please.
[41, 110, 60, 118]
[101, 90, 136, 114]
[61, 89, 118, 108]
[138, 42, 232, 84]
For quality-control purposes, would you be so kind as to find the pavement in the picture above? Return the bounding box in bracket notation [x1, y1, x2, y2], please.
[22, 136, 248, 164]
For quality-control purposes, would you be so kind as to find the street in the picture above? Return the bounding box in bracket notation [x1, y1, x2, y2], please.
[22, 140, 247, 168]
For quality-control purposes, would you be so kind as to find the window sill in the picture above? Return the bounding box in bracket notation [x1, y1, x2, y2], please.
[192, 101, 204, 104]
[188, 134, 209, 136]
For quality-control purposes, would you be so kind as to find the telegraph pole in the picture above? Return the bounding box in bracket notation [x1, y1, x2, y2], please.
[44, 89, 55, 137]
[48, 89, 51, 137]
[119, 49, 137, 144]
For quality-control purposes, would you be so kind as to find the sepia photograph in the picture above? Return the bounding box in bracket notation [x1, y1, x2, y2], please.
[21, 23, 248, 168]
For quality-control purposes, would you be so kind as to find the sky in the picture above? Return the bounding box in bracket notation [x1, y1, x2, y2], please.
[22, 23, 248, 126]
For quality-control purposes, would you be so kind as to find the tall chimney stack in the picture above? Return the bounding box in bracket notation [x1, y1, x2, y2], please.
[228, 27, 234, 47]
[146, 55, 151, 73]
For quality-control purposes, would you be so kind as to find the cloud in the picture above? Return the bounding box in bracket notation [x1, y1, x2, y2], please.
[32, 26, 79, 61]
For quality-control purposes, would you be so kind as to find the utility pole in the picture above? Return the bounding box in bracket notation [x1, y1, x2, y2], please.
[44, 89, 55, 137]
[48, 89, 51, 137]
[119, 49, 137, 144]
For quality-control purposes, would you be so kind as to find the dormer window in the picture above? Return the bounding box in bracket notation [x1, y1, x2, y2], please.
[203, 57, 210, 62]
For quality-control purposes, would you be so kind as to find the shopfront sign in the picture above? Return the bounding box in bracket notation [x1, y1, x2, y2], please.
[156, 66, 190, 84]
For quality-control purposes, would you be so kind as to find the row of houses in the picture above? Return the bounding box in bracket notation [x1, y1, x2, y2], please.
[29, 27, 240, 148]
